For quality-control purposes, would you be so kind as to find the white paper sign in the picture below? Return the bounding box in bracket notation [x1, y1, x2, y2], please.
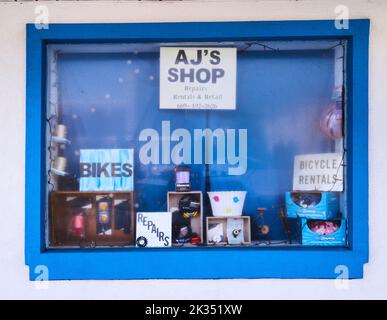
[227, 218, 244, 245]
[160, 47, 236, 110]
[136, 212, 172, 247]
[293, 153, 344, 192]
[207, 223, 224, 244]
[79, 149, 134, 192]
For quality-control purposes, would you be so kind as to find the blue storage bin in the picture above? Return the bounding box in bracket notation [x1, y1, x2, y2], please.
[286, 191, 339, 220]
[301, 218, 346, 246]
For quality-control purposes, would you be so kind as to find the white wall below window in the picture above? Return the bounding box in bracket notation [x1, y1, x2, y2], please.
[0, 0, 386, 299]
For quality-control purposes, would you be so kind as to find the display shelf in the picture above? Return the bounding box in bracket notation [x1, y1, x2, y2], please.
[49, 191, 135, 248]
[206, 216, 251, 245]
[167, 191, 203, 243]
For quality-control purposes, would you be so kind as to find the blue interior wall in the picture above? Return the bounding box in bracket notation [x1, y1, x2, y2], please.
[58, 48, 335, 241]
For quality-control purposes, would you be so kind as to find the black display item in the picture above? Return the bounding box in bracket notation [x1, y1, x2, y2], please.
[136, 236, 148, 247]
[174, 194, 201, 244]
[178, 195, 200, 218]
[279, 207, 293, 244]
[172, 210, 193, 243]
[114, 200, 132, 234]
[290, 192, 322, 208]
[232, 228, 242, 238]
[167, 191, 204, 244]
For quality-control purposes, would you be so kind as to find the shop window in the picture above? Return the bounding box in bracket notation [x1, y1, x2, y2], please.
[26, 21, 369, 279]
[46, 40, 347, 249]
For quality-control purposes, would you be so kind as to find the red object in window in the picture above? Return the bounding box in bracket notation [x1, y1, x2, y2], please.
[71, 214, 86, 238]
[191, 236, 201, 245]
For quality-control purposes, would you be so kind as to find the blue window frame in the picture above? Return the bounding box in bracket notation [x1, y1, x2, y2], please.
[26, 20, 369, 280]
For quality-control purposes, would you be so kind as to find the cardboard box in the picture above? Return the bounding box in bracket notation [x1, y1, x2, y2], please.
[301, 218, 346, 246]
[286, 191, 339, 220]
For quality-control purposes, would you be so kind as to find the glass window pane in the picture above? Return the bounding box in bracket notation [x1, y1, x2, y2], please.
[46, 40, 347, 249]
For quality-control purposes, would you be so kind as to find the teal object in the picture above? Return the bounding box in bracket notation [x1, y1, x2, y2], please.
[79, 149, 134, 191]
[301, 218, 346, 246]
[286, 192, 339, 220]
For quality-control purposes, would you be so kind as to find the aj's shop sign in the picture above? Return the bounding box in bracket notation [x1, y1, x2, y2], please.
[159, 47, 237, 110]
[79, 149, 134, 191]
[293, 153, 344, 192]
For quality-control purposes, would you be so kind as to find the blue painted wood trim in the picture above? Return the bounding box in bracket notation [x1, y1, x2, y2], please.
[25, 20, 369, 280]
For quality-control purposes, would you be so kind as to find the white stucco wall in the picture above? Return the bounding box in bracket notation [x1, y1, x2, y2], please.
[0, 0, 386, 299]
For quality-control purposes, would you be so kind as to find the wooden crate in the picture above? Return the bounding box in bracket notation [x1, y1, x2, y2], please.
[50, 191, 135, 248]
[206, 216, 251, 245]
[167, 191, 203, 242]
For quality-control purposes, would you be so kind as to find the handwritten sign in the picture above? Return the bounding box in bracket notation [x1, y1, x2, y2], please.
[293, 153, 343, 192]
[79, 149, 134, 191]
[159, 47, 236, 110]
[136, 212, 172, 248]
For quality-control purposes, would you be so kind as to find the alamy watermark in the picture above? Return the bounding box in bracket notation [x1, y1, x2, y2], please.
[34, 5, 49, 30]
[334, 265, 350, 290]
[33, 265, 49, 289]
[334, 5, 349, 30]
[138, 121, 248, 176]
